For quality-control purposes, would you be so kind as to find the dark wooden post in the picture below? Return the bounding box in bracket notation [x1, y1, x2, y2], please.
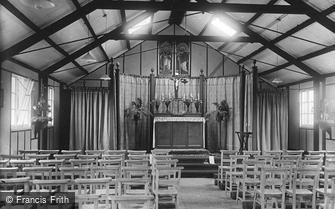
[149, 68, 155, 151]
[320, 78, 326, 150]
[38, 72, 48, 150]
[109, 59, 117, 149]
[199, 69, 205, 116]
[314, 78, 324, 151]
[239, 66, 246, 148]
[252, 61, 258, 151]
[115, 62, 121, 149]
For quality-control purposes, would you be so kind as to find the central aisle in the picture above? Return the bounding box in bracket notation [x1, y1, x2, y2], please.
[178, 178, 243, 209]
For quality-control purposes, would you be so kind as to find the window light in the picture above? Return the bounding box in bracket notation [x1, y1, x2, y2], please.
[211, 17, 237, 37]
[128, 17, 152, 34]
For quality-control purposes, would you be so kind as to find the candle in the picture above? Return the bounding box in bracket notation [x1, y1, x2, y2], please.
[197, 93, 200, 100]
[183, 93, 186, 99]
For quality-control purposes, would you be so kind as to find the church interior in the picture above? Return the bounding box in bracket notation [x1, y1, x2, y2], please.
[1, 0, 335, 208]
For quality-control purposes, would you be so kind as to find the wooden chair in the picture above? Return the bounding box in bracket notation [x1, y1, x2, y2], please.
[117, 177, 151, 196]
[317, 168, 335, 204]
[61, 150, 82, 155]
[253, 167, 291, 209]
[225, 154, 249, 195]
[127, 150, 147, 155]
[152, 167, 182, 209]
[54, 154, 77, 165]
[39, 159, 65, 169]
[75, 177, 115, 197]
[125, 159, 149, 167]
[305, 154, 324, 161]
[217, 150, 238, 190]
[0, 177, 30, 193]
[254, 155, 274, 166]
[85, 150, 105, 157]
[18, 149, 39, 159]
[128, 154, 150, 161]
[59, 167, 90, 192]
[243, 150, 261, 157]
[309, 151, 326, 155]
[105, 150, 127, 156]
[0, 159, 9, 167]
[110, 194, 154, 209]
[0, 154, 23, 160]
[263, 150, 283, 156]
[93, 166, 121, 179]
[9, 159, 36, 168]
[0, 167, 18, 178]
[77, 154, 99, 165]
[31, 179, 70, 193]
[287, 166, 321, 209]
[69, 159, 95, 168]
[26, 154, 50, 161]
[98, 159, 123, 167]
[22, 166, 54, 180]
[236, 159, 265, 202]
[39, 150, 59, 155]
[122, 166, 150, 179]
[151, 149, 170, 155]
[318, 178, 335, 209]
[284, 150, 304, 156]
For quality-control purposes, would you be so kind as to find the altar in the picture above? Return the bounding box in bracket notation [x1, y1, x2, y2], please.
[153, 117, 206, 149]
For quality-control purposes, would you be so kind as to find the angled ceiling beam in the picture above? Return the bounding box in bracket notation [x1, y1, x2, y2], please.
[237, 5, 335, 64]
[72, 0, 109, 61]
[119, 0, 131, 50]
[217, 0, 278, 52]
[45, 11, 155, 75]
[9, 58, 65, 84]
[260, 44, 335, 76]
[198, 15, 214, 36]
[285, 0, 335, 34]
[96, 1, 305, 14]
[220, 13, 321, 77]
[1, 0, 88, 74]
[0, 1, 97, 62]
[168, 0, 189, 25]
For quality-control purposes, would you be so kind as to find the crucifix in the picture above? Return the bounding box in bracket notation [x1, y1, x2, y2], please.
[171, 77, 188, 99]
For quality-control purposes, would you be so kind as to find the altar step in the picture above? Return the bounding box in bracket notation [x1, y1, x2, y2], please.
[168, 149, 217, 178]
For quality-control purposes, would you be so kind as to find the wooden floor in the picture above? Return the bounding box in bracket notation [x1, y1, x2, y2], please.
[178, 178, 242, 209]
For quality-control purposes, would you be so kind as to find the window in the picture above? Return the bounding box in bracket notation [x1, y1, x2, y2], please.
[11, 74, 34, 130]
[300, 89, 314, 127]
[128, 17, 151, 34]
[48, 87, 54, 126]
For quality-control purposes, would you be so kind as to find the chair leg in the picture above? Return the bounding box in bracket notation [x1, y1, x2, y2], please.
[155, 195, 159, 209]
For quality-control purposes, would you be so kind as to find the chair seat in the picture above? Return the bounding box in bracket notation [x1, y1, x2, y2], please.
[316, 188, 333, 194]
[287, 189, 313, 195]
[296, 178, 315, 185]
[255, 189, 283, 196]
[154, 188, 178, 195]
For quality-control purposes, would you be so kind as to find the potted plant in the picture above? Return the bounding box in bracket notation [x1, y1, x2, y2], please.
[206, 100, 230, 151]
[32, 97, 52, 138]
[125, 98, 152, 149]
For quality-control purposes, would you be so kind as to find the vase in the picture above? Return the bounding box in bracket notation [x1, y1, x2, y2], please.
[186, 104, 190, 113]
[194, 102, 200, 113]
[164, 101, 171, 113]
[155, 102, 160, 112]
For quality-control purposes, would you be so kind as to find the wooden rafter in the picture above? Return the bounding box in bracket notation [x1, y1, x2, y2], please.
[260, 44, 335, 76]
[72, 0, 109, 61]
[1, 0, 88, 74]
[0, 1, 97, 62]
[45, 12, 155, 75]
[220, 13, 321, 77]
[217, 0, 278, 52]
[237, 5, 335, 64]
[96, 1, 306, 14]
[119, 0, 131, 50]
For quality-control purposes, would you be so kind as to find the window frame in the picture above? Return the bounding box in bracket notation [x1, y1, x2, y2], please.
[299, 89, 314, 128]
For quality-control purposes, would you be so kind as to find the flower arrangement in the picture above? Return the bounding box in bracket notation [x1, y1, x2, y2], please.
[151, 99, 161, 112]
[162, 96, 173, 113]
[193, 98, 203, 113]
[182, 97, 193, 112]
[125, 98, 152, 121]
[32, 97, 52, 138]
[206, 100, 230, 122]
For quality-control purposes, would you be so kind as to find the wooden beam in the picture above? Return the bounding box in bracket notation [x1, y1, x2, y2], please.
[313, 79, 321, 151]
[260, 44, 335, 76]
[220, 13, 321, 77]
[285, 0, 335, 34]
[0, 1, 97, 62]
[9, 58, 64, 85]
[96, 1, 305, 14]
[237, 5, 335, 64]
[119, 0, 131, 50]
[252, 62, 258, 150]
[72, 0, 109, 61]
[1, 1, 88, 74]
[44, 11, 155, 75]
[217, 0, 279, 52]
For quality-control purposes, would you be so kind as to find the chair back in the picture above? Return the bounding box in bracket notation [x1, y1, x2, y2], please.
[92, 166, 121, 179]
[61, 150, 82, 155]
[127, 150, 147, 155]
[22, 166, 53, 180]
[0, 177, 30, 192]
[0, 167, 18, 178]
[32, 179, 69, 192]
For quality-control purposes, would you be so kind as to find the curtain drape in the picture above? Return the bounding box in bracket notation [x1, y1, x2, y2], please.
[119, 75, 150, 150]
[69, 88, 111, 150]
[256, 90, 288, 152]
[206, 76, 240, 151]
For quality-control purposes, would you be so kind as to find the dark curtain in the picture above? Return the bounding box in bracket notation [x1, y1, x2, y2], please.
[256, 90, 288, 151]
[69, 88, 113, 150]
